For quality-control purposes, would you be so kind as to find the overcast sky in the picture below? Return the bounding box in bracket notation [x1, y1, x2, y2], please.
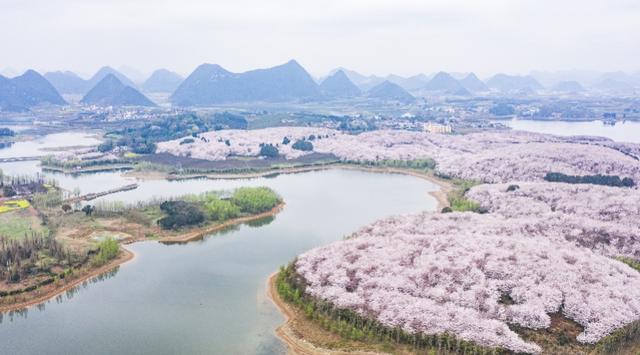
[1, 0, 639, 79]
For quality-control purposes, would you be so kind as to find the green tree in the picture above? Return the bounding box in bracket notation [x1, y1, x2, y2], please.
[204, 198, 241, 221]
[92, 238, 119, 266]
[82, 205, 95, 216]
[231, 187, 280, 214]
[259, 144, 279, 158]
[292, 140, 313, 151]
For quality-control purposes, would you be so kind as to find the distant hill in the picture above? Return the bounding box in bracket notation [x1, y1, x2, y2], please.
[87, 66, 138, 89]
[171, 60, 320, 105]
[367, 80, 415, 102]
[142, 69, 184, 93]
[594, 78, 635, 92]
[386, 74, 430, 91]
[551, 81, 584, 93]
[81, 74, 155, 106]
[170, 64, 237, 105]
[118, 65, 147, 84]
[530, 70, 601, 87]
[448, 72, 470, 80]
[0, 70, 66, 111]
[486, 74, 544, 92]
[45, 67, 141, 95]
[319, 70, 361, 97]
[423, 72, 464, 92]
[44, 71, 89, 94]
[0, 75, 29, 111]
[449, 87, 472, 96]
[459, 73, 489, 92]
[598, 71, 639, 86]
[329, 68, 385, 91]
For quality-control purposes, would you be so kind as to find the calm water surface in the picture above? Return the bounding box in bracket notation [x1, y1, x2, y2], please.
[501, 119, 640, 143]
[0, 131, 101, 159]
[0, 161, 439, 354]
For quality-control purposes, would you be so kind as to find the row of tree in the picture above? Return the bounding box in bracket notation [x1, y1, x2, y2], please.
[157, 187, 281, 230]
[276, 263, 505, 355]
[41, 155, 130, 169]
[351, 158, 437, 170]
[544, 172, 635, 187]
[0, 234, 70, 284]
[109, 112, 247, 154]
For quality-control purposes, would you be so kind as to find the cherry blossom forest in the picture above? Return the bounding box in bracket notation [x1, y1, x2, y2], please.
[157, 127, 640, 183]
[158, 127, 640, 352]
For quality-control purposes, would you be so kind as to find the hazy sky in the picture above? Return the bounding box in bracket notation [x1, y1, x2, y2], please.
[1, 0, 639, 78]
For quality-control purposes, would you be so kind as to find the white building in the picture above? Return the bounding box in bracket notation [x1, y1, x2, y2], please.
[424, 122, 452, 134]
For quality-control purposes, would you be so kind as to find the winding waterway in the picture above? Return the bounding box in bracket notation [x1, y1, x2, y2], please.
[0, 143, 439, 354]
[8, 120, 639, 354]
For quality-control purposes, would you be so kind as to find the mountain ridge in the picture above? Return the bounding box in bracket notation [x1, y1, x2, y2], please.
[367, 80, 415, 102]
[81, 74, 155, 106]
[319, 70, 361, 97]
[0, 70, 66, 111]
[142, 69, 184, 93]
[171, 60, 321, 105]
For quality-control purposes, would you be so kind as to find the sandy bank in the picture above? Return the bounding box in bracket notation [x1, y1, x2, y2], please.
[266, 273, 385, 355]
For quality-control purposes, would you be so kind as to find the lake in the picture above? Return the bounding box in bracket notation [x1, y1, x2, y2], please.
[499, 119, 640, 143]
[0, 131, 101, 159]
[6, 120, 638, 354]
[0, 163, 439, 354]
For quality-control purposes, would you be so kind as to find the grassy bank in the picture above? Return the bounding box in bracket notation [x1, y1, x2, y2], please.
[0, 185, 283, 311]
[434, 175, 484, 213]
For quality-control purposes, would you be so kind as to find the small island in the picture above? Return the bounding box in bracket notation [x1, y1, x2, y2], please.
[0, 173, 283, 312]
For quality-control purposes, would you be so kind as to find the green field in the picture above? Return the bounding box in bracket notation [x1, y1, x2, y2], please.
[0, 208, 49, 240]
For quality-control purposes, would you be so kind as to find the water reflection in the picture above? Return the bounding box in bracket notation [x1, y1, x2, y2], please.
[0, 169, 437, 355]
[0, 267, 120, 323]
[0, 132, 101, 159]
[245, 215, 276, 228]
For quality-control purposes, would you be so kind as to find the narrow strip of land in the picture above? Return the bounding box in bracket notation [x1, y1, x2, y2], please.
[130, 164, 452, 210]
[0, 201, 285, 313]
[0, 246, 135, 313]
[267, 273, 385, 355]
[159, 202, 285, 244]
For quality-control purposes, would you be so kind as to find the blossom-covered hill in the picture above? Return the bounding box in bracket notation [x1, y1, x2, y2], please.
[296, 212, 640, 353]
[158, 126, 640, 352]
[467, 183, 640, 260]
[156, 128, 640, 183]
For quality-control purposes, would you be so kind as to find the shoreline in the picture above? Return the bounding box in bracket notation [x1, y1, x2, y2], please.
[0, 246, 135, 314]
[159, 202, 285, 244]
[128, 163, 452, 210]
[0, 202, 285, 313]
[266, 272, 384, 355]
[258, 166, 451, 354]
[0, 165, 448, 321]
